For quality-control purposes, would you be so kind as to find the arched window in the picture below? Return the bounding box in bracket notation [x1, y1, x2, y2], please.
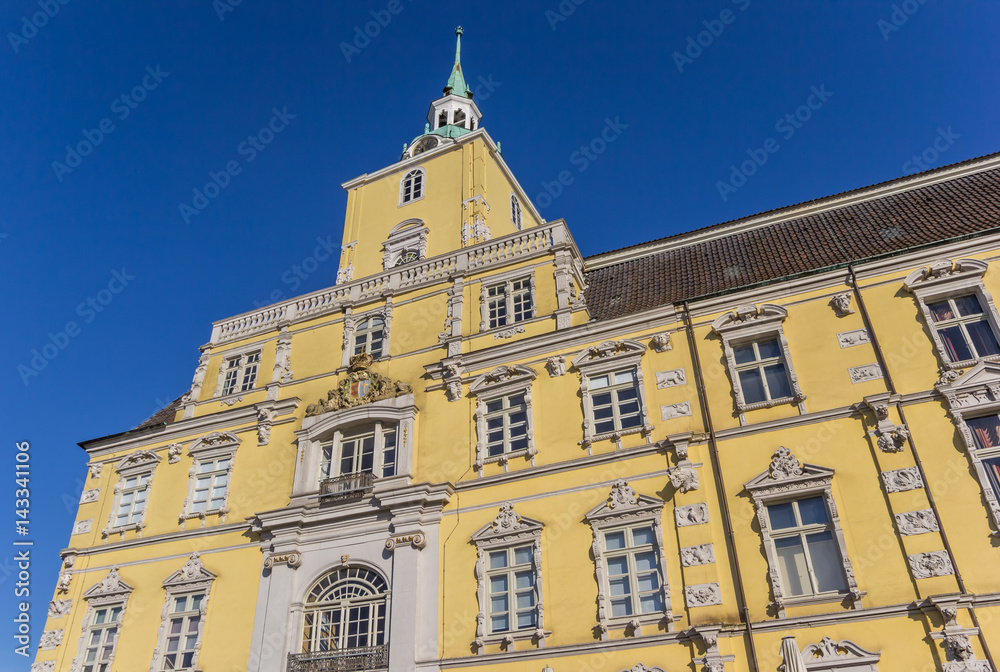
[301, 567, 388, 656]
[510, 194, 522, 230]
[437, 110, 448, 128]
[400, 169, 424, 205]
[353, 317, 385, 359]
[453, 109, 467, 129]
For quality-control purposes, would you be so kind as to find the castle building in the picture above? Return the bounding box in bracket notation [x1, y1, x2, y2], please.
[35, 28, 1000, 672]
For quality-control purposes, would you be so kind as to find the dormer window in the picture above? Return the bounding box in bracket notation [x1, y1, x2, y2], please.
[454, 109, 466, 128]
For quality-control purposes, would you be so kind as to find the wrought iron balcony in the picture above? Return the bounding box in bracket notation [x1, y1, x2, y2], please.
[288, 645, 388, 672]
[319, 471, 375, 501]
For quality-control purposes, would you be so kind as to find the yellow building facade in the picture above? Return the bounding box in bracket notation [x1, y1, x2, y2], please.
[35, 30, 1000, 672]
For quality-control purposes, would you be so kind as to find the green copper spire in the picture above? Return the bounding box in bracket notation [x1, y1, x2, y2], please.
[443, 26, 471, 98]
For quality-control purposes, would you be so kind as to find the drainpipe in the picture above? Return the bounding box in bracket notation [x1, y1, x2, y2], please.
[848, 264, 996, 670]
[682, 301, 760, 672]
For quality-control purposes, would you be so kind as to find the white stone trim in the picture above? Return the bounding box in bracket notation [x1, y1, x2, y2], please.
[711, 303, 806, 419]
[178, 431, 241, 528]
[149, 554, 216, 672]
[571, 340, 654, 451]
[936, 360, 1000, 534]
[382, 219, 429, 269]
[584, 480, 673, 640]
[212, 345, 262, 399]
[398, 167, 426, 207]
[478, 270, 537, 333]
[341, 301, 393, 368]
[744, 447, 863, 617]
[469, 365, 538, 475]
[471, 502, 548, 652]
[70, 568, 133, 672]
[799, 636, 881, 671]
[904, 258, 1000, 370]
[101, 450, 161, 541]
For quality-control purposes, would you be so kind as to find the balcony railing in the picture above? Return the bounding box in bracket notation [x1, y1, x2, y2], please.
[288, 645, 389, 672]
[319, 472, 375, 501]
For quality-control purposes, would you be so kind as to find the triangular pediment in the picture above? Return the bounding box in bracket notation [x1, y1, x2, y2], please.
[115, 449, 161, 473]
[571, 339, 645, 369]
[472, 502, 543, 544]
[188, 431, 241, 455]
[937, 361, 1000, 413]
[83, 567, 133, 600]
[940, 360, 1000, 392]
[744, 447, 834, 491]
[163, 553, 216, 589]
[585, 479, 663, 524]
[469, 365, 536, 393]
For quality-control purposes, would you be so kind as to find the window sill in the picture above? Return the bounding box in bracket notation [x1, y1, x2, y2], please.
[778, 589, 863, 609]
[600, 612, 673, 637]
[739, 395, 803, 413]
[397, 194, 425, 208]
[475, 447, 537, 471]
[580, 424, 653, 447]
[101, 522, 144, 539]
[945, 354, 1000, 370]
[178, 508, 227, 522]
[475, 627, 550, 652]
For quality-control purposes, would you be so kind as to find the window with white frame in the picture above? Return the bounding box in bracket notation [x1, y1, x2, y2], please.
[732, 338, 794, 405]
[481, 276, 534, 331]
[381, 219, 428, 270]
[114, 473, 150, 527]
[711, 304, 806, 415]
[471, 502, 547, 651]
[300, 567, 388, 661]
[584, 480, 671, 639]
[937, 363, 1000, 534]
[180, 431, 239, 526]
[353, 317, 386, 359]
[904, 258, 1000, 369]
[600, 525, 664, 618]
[765, 496, 848, 598]
[485, 544, 536, 633]
[510, 194, 522, 231]
[744, 447, 863, 616]
[399, 168, 424, 205]
[926, 294, 1000, 363]
[572, 340, 652, 449]
[103, 449, 160, 538]
[470, 365, 537, 474]
[80, 604, 122, 672]
[589, 369, 643, 435]
[74, 567, 132, 672]
[219, 350, 260, 397]
[318, 422, 398, 485]
[154, 554, 215, 672]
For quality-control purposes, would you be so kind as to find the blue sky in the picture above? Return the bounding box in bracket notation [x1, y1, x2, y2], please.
[3, 0, 999, 667]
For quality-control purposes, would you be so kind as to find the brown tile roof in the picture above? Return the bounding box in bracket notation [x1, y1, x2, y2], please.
[133, 395, 184, 430]
[584, 156, 1000, 320]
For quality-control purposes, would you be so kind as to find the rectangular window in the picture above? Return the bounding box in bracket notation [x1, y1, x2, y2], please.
[221, 351, 261, 396]
[928, 294, 1000, 363]
[484, 277, 534, 330]
[190, 457, 230, 513]
[484, 393, 529, 457]
[733, 339, 793, 405]
[766, 497, 847, 597]
[602, 525, 663, 618]
[82, 605, 121, 672]
[589, 369, 642, 434]
[965, 415, 1000, 503]
[486, 545, 536, 634]
[114, 474, 150, 527]
[318, 422, 397, 484]
[352, 317, 385, 359]
[160, 593, 204, 672]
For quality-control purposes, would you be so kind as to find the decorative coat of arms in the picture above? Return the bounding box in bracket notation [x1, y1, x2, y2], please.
[305, 354, 412, 417]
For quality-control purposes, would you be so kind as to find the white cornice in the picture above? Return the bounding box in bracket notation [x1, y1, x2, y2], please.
[586, 153, 1000, 271]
